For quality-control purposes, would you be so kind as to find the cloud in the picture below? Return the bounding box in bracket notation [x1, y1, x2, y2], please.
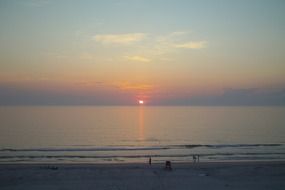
[174, 41, 207, 49]
[146, 32, 208, 56]
[153, 88, 285, 106]
[93, 33, 146, 45]
[114, 82, 153, 91]
[124, 55, 150, 63]
[90, 31, 208, 63]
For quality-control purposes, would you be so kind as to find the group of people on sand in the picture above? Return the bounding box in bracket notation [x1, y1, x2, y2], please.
[148, 154, 200, 170]
[149, 157, 172, 170]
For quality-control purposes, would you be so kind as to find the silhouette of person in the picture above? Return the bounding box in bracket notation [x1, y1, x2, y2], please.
[149, 157, 152, 165]
[165, 161, 172, 170]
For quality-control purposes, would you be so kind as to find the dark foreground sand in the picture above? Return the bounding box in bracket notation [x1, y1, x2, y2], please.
[1, 161, 285, 190]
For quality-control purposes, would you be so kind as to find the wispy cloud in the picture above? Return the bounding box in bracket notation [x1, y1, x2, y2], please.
[93, 33, 146, 45]
[124, 55, 150, 63]
[174, 41, 207, 49]
[150, 31, 208, 55]
[114, 82, 153, 91]
[91, 31, 207, 62]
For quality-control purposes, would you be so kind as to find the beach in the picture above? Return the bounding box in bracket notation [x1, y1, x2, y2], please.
[1, 161, 284, 190]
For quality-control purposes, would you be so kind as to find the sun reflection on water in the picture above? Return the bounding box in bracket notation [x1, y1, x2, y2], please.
[138, 106, 145, 141]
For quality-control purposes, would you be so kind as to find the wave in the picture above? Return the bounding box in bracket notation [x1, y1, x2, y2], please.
[172, 143, 283, 149]
[1, 152, 285, 160]
[0, 143, 283, 152]
[0, 146, 169, 152]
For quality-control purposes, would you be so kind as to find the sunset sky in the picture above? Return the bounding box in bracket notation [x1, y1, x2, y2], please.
[0, 0, 285, 105]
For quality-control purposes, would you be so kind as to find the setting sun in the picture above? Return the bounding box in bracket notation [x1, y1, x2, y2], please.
[139, 100, 144, 105]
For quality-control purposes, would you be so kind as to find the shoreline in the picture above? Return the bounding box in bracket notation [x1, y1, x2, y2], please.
[1, 159, 285, 166]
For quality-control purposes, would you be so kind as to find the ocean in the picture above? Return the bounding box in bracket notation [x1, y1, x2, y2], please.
[0, 106, 285, 163]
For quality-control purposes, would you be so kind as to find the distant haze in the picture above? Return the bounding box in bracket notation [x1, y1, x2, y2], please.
[0, 0, 285, 105]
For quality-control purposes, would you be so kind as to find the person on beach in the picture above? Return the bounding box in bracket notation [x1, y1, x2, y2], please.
[165, 161, 172, 170]
[149, 157, 152, 165]
[193, 155, 196, 163]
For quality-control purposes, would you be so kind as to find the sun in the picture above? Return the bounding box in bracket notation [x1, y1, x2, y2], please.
[138, 100, 144, 105]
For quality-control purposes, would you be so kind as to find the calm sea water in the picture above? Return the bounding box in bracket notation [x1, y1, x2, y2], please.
[0, 106, 285, 163]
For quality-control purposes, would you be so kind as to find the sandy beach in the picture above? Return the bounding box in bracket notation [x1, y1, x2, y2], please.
[1, 161, 284, 190]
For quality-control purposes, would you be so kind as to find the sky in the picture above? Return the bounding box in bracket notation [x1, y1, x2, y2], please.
[0, 0, 285, 105]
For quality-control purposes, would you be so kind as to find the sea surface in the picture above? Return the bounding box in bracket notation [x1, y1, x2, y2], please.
[0, 106, 285, 163]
